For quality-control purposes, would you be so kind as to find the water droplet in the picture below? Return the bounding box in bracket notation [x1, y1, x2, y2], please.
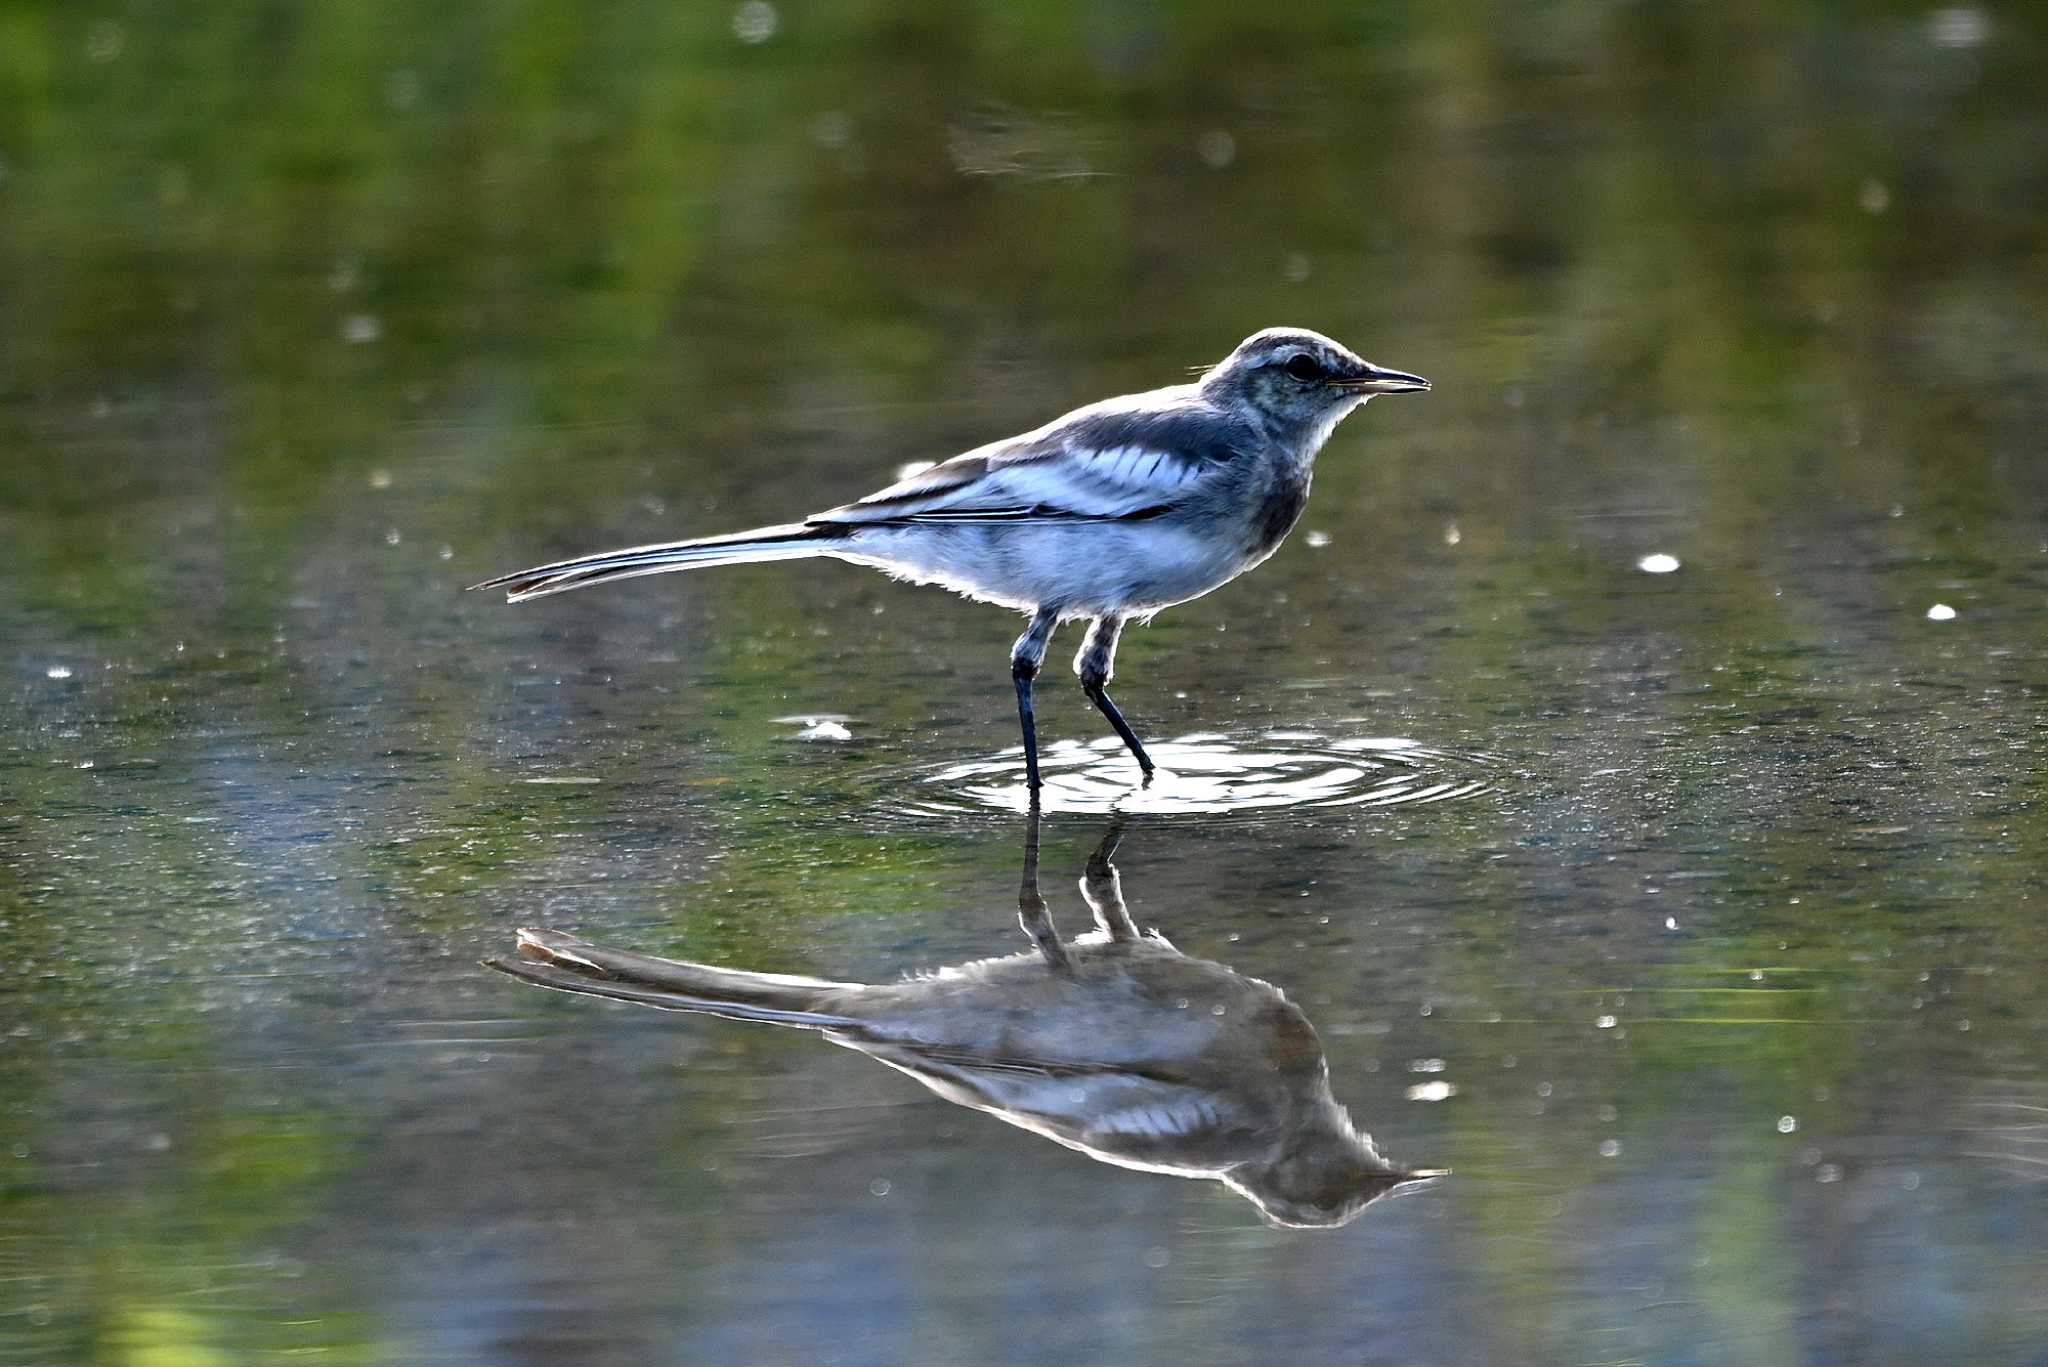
[1196, 129, 1236, 169]
[1926, 603, 1957, 621]
[811, 111, 852, 149]
[341, 313, 382, 344]
[1927, 6, 1989, 48]
[368, 468, 394, 489]
[1443, 523, 1462, 546]
[45, 665, 73, 680]
[386, 68, 421, 111]
[1408, 1058, 1446, 1073]
[732, 1, 778, 44]
[86, 21, 125, 62]
[1406, 1081, 1456, 1102]
[1595, 1014, 1617, 1029]
[1304, 529, 1331, 548]
[1637, 553, 1681, 574]
[1858, 178, 1891, 215]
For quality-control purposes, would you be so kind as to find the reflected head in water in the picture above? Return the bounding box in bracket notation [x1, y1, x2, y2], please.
[484, 812, 1444, 1228]
[473, 327, 1427, 792]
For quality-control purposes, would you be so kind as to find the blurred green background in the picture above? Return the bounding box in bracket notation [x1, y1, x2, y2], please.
[3, 2, 2046, 1364]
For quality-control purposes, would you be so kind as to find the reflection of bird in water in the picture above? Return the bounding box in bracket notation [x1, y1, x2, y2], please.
[485, 817, 1444, 1228]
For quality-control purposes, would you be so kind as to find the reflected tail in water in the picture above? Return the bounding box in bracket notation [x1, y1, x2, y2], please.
[484, 928, 865, 1029]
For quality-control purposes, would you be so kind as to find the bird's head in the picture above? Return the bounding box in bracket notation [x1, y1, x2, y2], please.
[1199, 327, 1428, 439]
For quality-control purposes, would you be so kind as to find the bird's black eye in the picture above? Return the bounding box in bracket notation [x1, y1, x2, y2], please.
[1283, 354, 1324, 382]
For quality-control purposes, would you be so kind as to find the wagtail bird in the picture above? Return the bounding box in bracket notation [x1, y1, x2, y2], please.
[474, 328, 1428, 788]
[485, 816, 1444, 1227]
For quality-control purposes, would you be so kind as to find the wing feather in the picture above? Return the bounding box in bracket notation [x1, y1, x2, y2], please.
[809, 389, 1253, 527]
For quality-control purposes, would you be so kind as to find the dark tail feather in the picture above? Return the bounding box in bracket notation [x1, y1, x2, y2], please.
[483, 928, 865, 1029]
[469, 523, 844, 602]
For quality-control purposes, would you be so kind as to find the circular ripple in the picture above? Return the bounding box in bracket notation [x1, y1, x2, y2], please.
[888, 731, 1500, 820]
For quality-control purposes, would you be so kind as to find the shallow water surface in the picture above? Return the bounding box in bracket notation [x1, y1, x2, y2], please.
[4, 3, 2048, 1364]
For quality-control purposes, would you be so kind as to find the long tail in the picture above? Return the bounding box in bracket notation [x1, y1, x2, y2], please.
[483, 928, 865, 1029]
[469, 523, 845, 602]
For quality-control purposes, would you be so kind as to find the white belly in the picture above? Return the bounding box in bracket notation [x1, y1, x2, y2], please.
[835, 521, 1254, 618]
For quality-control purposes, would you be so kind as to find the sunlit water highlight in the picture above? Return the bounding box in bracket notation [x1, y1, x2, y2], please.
[892, 732, 1499, 818]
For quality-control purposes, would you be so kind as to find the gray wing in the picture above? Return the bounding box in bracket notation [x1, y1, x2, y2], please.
[809, 389, 1256, 526]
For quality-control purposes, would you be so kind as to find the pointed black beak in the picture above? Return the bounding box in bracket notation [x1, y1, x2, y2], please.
[1334, 364, 1430, 395]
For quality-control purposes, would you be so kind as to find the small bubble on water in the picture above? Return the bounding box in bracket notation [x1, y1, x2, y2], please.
[45, 665, 73, 680]
[1281, 251, 1312, 283]
[341, 313, 382, 344]
[1304, 529, 1331, 548]
[1406, 1081, 1456, 1102]
[86, 20, 125, 62]
[732, 0, 778, 44]
[1143, 1247, 1170, 1269]
[1443, 523, 1462, 546]
[1196, 129, 1236, 169]
[1777, 1115, 1798, 1134]
[1409, 1058, 1446, 1073]
[868, 1177, 891, 1197]
[384, 528, 402, 546]
[1598, 1139, 1622, 1158]
[1926, 602, 1957, 621]
[1595, 1014, 1617, 1029]
[1928, 7, 1989, 48]
[1858, 178, 1890, 215]
[386, 67, 421, 111]
[1815, 1163, 1843, 1183]
[811, 111, 852, 149]
[1637, 552, 1680, 574]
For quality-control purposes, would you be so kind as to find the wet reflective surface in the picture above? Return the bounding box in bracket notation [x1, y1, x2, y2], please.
[903, 733, 1499, 818]
[5, 2, 2048, 1362]
[489, 818, 1445, 1228]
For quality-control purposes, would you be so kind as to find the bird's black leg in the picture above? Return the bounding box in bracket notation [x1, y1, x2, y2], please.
[1076, 615, 1154, 777]
[1011, 608, 1060, 791]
